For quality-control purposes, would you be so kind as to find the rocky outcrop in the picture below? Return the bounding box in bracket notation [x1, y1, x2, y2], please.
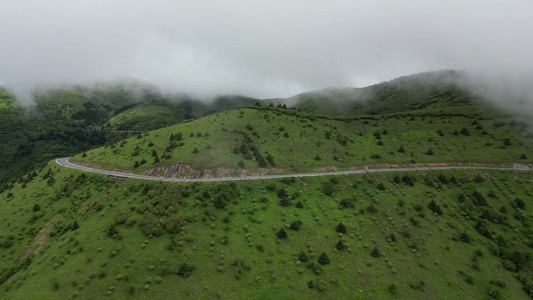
[141, 164, 251, 179]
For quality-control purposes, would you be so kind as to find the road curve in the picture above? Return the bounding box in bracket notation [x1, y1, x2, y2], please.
[55, 157, 528, 182]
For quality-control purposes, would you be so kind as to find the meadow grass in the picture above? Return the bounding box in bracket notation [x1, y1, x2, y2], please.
[1, 162, 531, 299]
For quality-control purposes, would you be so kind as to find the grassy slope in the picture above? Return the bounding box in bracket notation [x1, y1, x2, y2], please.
[72, 107, 533, 173]
[0, 162, 532, 299]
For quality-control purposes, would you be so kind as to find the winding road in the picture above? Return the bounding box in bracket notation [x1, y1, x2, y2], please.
[55, 157, 528, 182]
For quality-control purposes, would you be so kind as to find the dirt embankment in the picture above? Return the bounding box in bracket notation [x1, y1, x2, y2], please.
[72, 160, 516, 179]
[142, 164, 290, 179]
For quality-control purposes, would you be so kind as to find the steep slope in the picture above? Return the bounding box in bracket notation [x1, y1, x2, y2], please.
[0, 160, 532, 299]
[72, 106, 533, 178]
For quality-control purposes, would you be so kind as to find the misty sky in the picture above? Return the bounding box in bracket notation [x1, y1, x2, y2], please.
[1, 1, 533, 101]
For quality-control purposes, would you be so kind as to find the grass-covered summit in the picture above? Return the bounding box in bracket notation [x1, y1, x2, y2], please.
[72, 105, 532, 177]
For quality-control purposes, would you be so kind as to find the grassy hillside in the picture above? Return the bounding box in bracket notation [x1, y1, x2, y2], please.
[72, 106, 532, 176]
[0, 161, 532, 299]
[0, 83, 257, 183]
[289, 70, 486, 116]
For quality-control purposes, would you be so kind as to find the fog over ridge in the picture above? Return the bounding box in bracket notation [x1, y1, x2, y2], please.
[1, 1, 532, 107]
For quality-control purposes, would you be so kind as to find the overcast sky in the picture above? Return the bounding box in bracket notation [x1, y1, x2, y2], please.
[1, 0, 533, 101]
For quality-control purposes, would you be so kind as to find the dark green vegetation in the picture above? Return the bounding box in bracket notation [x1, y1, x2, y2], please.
[72, 106, 532, 175]
[0, 84, 256, 182]
[0, 162, 532, 299]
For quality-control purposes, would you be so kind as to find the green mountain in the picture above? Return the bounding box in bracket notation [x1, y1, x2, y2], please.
[288, 70, 485, 116]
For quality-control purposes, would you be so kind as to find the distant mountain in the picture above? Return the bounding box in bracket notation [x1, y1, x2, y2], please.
[288, 70, 478, 116]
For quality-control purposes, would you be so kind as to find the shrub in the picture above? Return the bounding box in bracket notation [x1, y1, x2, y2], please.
[428, 200, 443, 215]
[107, 224, 118, 237]
[502, 138, 512, 146]
[371, 247, 381, 258]
[276, 228, 287, 239]
[279, 197, 291, 206]
[192, 148, 199, 154]
[460, 232, 470, 243]
[512, 198, 525, 209]
[322, 182, 335, 195]
[519, 153, 527, 159]
[175, 263, 195, 278]
[402, 175, 414, 186]
[389, 283, 397, 295]
[336, 241, 345, 250]
[318, 252, 330, 265]
[336, 222, 347, 233]
[307, 280, 315, 289]
[71, 220, 79, 231]
[32, 204, 41, 212]
[339, 198, 354, 209]
[289, 220, 302, 231]
[298, 251, 309, 262]
[398, 146, 405, 153]
[472, 191, 487, 206]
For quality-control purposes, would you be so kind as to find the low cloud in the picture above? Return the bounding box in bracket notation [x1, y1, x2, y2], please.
[1, 1, 532, 107]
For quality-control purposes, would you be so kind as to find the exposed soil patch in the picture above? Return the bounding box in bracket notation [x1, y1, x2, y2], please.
[17, 213, 61, 262]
